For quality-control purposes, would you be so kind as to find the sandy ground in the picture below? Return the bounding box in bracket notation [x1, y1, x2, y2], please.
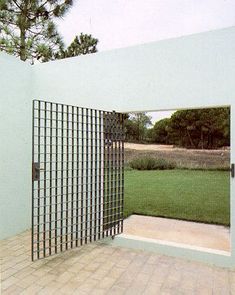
[125, 142, 229, 153]
[123, 215, 230, 252]
[125, 143, 175, 151]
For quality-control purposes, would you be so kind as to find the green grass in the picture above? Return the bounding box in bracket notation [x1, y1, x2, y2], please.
[124, 170, 230, 226]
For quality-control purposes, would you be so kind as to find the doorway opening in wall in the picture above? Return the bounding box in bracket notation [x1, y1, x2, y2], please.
[123, 106, 231, 254]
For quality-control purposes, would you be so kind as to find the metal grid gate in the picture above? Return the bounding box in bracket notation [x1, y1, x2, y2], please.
[32, 100, 124, 260]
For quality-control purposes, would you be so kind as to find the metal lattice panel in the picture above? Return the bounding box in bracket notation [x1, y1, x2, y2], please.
[32, 100, 124, 260]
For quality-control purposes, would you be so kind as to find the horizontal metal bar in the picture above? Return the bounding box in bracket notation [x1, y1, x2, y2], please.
[34, 183, 123, 191]
[33, 204, 123, 218]
[33, 99, 120, 114]
[33, 222, 122, 244]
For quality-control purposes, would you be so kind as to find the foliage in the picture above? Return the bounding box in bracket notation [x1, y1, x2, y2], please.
[0, 0, 98, 63]
[124, 113, 152, 142]
[55, 33, 98, 59]
[124, 170, 230, 225]
[150, 107, 230, 149]
[0, 0, 71, 62]
[168, 108, 230, 149]
[124, 107, 230, 149]
[129, 157, 176, 170]
[152, 118, 171, 144]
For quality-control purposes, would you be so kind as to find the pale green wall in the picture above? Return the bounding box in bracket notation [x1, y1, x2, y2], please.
[0, 27, 235, 267]
[33, 27, 235, 112]
[0, 53, 32, 239]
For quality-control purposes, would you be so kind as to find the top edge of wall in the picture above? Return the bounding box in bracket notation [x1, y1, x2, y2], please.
[33, 25, 235, 67]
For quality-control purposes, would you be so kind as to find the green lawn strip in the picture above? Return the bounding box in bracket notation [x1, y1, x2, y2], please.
[124, 170, 230, 226]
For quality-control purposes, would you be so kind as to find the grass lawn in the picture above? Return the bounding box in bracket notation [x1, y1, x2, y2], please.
[124, 170, 230, 226]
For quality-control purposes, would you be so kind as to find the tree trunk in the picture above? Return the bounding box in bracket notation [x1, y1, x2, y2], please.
[201, 129, 204, 149]
[186, 129, 195, 148]
[20, 29, 26, 61]
[19, 1, 28, 61]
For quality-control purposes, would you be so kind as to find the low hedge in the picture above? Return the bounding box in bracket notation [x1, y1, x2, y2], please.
[129, 157, 176, 170]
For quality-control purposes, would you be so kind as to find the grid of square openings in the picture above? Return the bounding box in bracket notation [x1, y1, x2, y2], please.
[32, 100, 124, 260]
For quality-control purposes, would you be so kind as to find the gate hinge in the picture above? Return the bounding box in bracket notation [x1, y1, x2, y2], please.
[231, 163, 235, 178]
[32, 163, 44, 181]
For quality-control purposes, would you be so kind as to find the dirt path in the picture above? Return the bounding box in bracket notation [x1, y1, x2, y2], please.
[125, 142, 229, 154]
[125, 143, 174, 151]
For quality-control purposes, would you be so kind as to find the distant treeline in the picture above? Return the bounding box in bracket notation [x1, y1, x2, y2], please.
[124, 107, 230, 149]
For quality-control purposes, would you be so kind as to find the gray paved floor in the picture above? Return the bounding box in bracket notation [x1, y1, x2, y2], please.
[1, 230, 235, 294]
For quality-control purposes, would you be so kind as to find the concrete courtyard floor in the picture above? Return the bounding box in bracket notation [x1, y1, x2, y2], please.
[1, 230, 235, 295]
[123, 215, 230, 252]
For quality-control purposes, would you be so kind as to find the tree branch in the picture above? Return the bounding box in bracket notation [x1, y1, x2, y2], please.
[11, 0, 23, 12]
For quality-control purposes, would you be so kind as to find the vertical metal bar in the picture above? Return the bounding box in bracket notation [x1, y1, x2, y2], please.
[106, 113, 111, 237]
[76, 107, 79, 246]
[90, 109, 93, 242]
[121, 114, 125, 233]
[71, 106, 74, 248]
[37, 101, 41, 259]
[66, 105, 69, 249]
[113, 113, 117, 235]
[94, 109, 98, 241]
[49, 102, 52, 255]
[85, 108, 89, 244]
[110, 113, 114, 236]
[98, 110, 102, 240]
[108, 113, 113, 236]
[43, 102, 47, 258]
[102, 112, 105, 238]
[31, 100, 35, 261]
[80, 108, 84, 245]
[103, 112, 107, 238]
[55, 103, 58, 253]
[117, 113, 121, 234]
[60, 104, 64, 252]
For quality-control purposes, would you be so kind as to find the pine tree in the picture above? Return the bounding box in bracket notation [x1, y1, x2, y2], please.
[0, 0, 73, 63]
[56, 33, 98, 59]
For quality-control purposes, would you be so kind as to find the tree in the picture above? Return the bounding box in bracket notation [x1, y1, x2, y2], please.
[167, 108, 230, 149]
[0, 0, 74, 63]
[124, 113, 152, 142]
[124, 117, 139, 142]
[55, 33, 98, 59]
[152, 118, 171, 144]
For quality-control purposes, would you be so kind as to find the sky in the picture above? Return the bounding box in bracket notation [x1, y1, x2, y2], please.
[57, 0, 235, 51]
[149, 111, 174, 124]
[56, 0, 235, 123]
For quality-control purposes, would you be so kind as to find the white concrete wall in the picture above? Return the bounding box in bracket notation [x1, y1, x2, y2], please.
[33, 27, 235, 112]
[0, 53, 32, 239]
[1, 26, 235, 267]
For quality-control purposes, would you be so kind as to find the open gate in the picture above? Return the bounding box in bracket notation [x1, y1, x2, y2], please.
[32, 100, 124, 260]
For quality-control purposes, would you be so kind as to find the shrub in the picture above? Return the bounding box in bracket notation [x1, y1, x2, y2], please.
[124, 165, 133, 171]
[129, 157, 176, 170]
